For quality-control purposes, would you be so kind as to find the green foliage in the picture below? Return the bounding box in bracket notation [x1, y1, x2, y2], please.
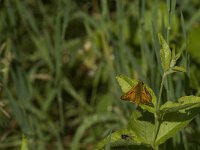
[158, 33, 186, 76]
[96, 75, 200, 149]
[95, 129, 137, 149]
[96, 18, 200, 149]
[158, 33, 172, 72]
[0, 0, 200, 150]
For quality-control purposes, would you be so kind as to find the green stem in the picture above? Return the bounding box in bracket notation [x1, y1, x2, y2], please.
[157, 74, 166, 112]
[153, 74, 166, 149]
[167, 0, 172, 44]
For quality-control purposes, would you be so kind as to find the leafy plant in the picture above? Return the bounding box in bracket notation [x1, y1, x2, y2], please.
[1, 0, 200, 149]
[95, 34, 200, 150]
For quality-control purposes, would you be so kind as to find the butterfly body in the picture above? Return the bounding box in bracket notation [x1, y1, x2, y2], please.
[120, 81, 152, 105]
[121, 134, 133, 140]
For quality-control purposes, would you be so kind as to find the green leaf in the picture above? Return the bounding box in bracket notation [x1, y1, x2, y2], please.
[170, 46, 176, 68]
[116, 75, 137, 93]
[172, 66, 186, 73]
[170, 49, 184, 68]
[95, 128, 142, 150]
[95, 110, 155, 150]
[155, 96, 200, 146]
[169, 42, 185, 69]
[116, 75, 156, 113]
[174, 50, 182, 62]
[128, 109, 155, 145]
[155, 114, 191, 146]
[160, 96, 200, 114]
[158, 33, 171, 72]
[21, 134, 28, 150]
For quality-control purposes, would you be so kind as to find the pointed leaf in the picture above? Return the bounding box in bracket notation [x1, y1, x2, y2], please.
[172, 66, 186, 73]
[155, 108, 200, 146]
[170, 46, 176, 68]
[128, 109, 155, 145]
[158, 33, 171, 71]
[160, 96, 200, 114]
[155, 96, 200, 146]
[96, 110, 155, 149]
[155, 114, 191, 146]
[174, 50, 182, 61]
[116, 75, 137, 93]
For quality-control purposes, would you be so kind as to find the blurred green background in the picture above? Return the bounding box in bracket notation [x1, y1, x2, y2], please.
[0, 0, 200, 149]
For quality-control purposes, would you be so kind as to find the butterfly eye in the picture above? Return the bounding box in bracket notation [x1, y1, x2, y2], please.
[130, 91, 134, 94]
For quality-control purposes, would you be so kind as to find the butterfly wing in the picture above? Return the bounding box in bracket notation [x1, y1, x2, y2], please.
[140, 85, 152, 104]
[120, 81, 152, 105]
[120, 86, 137, 103]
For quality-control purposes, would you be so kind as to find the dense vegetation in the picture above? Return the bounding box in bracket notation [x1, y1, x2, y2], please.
[0, 0, 200, 150]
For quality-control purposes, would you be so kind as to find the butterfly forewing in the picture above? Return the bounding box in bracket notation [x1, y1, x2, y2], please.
[140, 86, 152, 104]
[120, 86, 136, 103]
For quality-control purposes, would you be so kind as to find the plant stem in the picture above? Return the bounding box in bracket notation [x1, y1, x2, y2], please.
[157, 74, 166, 112]
[153, 74, 166, 149]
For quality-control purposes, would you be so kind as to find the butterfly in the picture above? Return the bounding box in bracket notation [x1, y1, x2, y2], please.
[120, 81, 152, 105]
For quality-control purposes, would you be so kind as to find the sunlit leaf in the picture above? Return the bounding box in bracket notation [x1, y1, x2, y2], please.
[156, 96, 200, 146]
[158, 33, 171, 72]
[128, 110, 155, 145]
[172, 66, 186, 73]
[160, 96, 200, 113]
[116, 75, 137, 93]
[95, 110, 155, 150]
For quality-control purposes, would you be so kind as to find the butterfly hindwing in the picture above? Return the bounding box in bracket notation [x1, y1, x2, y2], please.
[140, 85, 152, 104]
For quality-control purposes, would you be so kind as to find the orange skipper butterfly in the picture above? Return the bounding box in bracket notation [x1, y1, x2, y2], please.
[120, 81, 152, 105]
